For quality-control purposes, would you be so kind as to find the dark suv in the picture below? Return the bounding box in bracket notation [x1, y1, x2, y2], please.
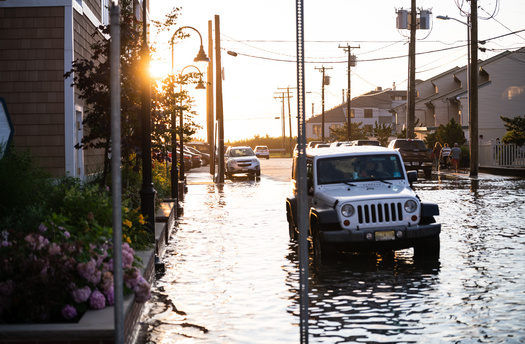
[388, 139, 433, 178]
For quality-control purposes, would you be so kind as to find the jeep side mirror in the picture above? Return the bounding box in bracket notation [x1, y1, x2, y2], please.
[407, 171, 417, 186]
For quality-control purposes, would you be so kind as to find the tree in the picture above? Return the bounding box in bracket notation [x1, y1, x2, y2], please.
[64, 0, 145, 187]
[330, 121, 367, 142]
[397, 118, 421, 138]
[373, 122, 393, 147]
[65, 3, 203, 188]
[501, 115, 525, 146]
[431, 118, 466, 148]
[151, 73, 203, 163]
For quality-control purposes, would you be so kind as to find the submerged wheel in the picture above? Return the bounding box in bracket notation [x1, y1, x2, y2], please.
[288, 222, 297, 241]
[311, 221, 326, 262]
[414, 235, 440, 259]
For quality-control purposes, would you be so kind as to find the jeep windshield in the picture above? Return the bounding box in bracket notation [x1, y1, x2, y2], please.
[316, 154, 405, 185]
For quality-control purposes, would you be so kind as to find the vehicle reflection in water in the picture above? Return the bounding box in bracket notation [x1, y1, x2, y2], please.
[286, 247, 441, 343]
[137, 172, 525, 344]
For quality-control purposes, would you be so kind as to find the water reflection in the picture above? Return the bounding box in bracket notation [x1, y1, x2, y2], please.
[138, 173, 525, 344]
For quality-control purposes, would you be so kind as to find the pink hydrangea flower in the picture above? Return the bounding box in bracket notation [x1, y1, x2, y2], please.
[48, 243, 61, 256]
[0, 280, 14, 296]
[104, 286, 114, 306]
[124, 267, 141, 289]
[100, 271, 113, 293]
[61, 304, 77, 320]
[72, 286, 91, 303]
[77, 259, 97, 282]
[89, 290, 106, 309]
[38, 223, 47, 233]
[133, 277, 151, 303]
[24, 234, 49, 251]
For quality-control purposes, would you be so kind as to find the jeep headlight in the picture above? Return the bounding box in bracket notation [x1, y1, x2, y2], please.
[341, 204, 355, 217]
[404, 200, 418, 213]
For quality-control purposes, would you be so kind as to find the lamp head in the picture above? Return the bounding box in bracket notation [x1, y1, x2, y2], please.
[194, 45, 210, 63]
[436, 15, 449, 20]
[195, 77, 206, 90]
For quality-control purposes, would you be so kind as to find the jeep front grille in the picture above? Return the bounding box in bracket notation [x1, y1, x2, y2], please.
[357, 202, 404, 224]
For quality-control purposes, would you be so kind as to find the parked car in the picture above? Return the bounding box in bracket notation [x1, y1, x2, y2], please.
[286, 145, 441, 261]
[330, 141, 350, 147]
[314, 143, 330, 148]
[186, 146, 210, 166]
[186, 141, 211, 155]
[224, 146, 261, 179]
[387, 139, 433, 178]
[307, 141, 324, 149]
[180, 145, 202, 169]
[254, 145, 270, 159]
[349, 140, 381, 146]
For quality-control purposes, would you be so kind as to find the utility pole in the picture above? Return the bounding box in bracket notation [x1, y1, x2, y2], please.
[470, 0, 479, 177]
[315, 66, 332, 141]
[338, 44, 359, 141]
[207, 20, 215, 177]
[274, 90, 293, 154]
[397, 5, 431, 139]
[140, 0, 156, 233]
[407, 0, 416, 139]
[215, 15, 225, 183]
[274, 92, 286, 154]
[278, 86, 295, 155]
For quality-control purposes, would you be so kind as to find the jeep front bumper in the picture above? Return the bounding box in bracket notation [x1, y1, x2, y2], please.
[320, 223, 441, 251]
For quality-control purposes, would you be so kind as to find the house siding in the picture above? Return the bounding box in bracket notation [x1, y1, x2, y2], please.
[0, 1, 107, 178]
[477, 53, 525, 140]
[72, 8, 106, 177]
[0, 6, 66, 176]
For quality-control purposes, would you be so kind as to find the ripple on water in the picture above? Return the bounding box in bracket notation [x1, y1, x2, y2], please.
[138, 175, 525, 343]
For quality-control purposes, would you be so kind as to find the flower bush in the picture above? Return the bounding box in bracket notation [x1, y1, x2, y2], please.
[0, 150, 156, 324]
[0, 215, 151, 323]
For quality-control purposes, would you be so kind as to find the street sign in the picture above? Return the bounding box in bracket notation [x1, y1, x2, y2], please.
[0, 97, 14, 160]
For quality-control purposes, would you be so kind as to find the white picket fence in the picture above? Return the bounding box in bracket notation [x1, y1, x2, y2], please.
[479, 142, 525, 167]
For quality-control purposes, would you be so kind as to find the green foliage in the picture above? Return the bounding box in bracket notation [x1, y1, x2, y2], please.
[397, 118, 421, 138]
[64, 0, 144, 187]
[0, 149, 53, 231]
[226, 134, 294, 150]
[425, 118, 466, 148]
[329, 121, 368, 141]
[501, 115, 525, 146]
[373, 122, 393, 147]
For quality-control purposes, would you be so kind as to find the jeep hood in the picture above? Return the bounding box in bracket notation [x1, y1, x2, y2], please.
[315, 183, 416, 204]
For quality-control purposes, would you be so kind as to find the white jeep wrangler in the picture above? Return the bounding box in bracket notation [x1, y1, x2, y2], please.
[286, 146, 441, 259]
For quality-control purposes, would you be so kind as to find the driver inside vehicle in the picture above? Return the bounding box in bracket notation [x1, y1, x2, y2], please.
[359, 160, 377, 178]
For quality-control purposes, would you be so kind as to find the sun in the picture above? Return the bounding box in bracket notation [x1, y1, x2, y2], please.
[149, 59, 171, 80]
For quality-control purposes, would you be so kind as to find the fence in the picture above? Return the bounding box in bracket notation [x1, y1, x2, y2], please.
[479, 142, 525, 167]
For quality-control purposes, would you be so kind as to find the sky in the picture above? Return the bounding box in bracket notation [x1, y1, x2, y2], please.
[148, 0, 525, 142]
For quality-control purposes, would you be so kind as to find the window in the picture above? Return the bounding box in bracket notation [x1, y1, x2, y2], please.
[312, 125, 322, 138]
[364, 109, 373, 118]
[316, 154, 405, 184]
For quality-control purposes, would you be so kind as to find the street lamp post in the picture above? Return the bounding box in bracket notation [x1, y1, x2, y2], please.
[170, 26, 210, 200]
[178, 65, 206, 189]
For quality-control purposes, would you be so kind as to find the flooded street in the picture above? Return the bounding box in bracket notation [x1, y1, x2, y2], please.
[137, 159, 525, 343]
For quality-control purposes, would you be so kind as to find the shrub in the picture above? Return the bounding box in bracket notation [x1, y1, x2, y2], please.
[0, 149, 154, 324]
[0, 214, 150, 323]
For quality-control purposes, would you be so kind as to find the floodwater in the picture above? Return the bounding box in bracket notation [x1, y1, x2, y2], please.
[136, 161, 525, 344]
